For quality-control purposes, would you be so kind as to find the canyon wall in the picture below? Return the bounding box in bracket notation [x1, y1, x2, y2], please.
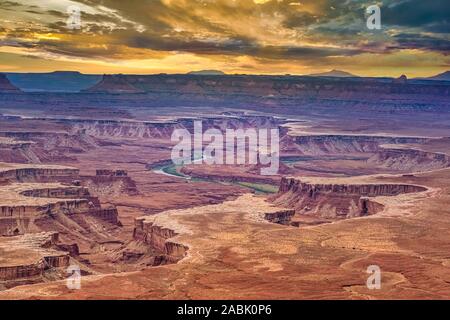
[0, 232, 70, 282]
[0, 167, 79, 183]
[369, 148, 450, 171]
[133, 217, 188, 264]
[281, 135, 427, 155]
[272, 177, 426, 220]
[84, 74, 450, 100]
[264, 210, 296, 226]
[0, 131, 98, 163]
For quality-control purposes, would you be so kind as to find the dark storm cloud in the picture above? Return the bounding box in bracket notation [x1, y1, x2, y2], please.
[383, 0, 450, 33]
[0, 0, 449, 70]
[390, 33, 450, 53]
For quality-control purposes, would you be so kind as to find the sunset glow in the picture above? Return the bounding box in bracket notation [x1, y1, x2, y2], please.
[0, 0, 448, 76]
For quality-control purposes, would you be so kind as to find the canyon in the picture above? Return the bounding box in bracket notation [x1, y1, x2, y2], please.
[0, 73, 448, 299]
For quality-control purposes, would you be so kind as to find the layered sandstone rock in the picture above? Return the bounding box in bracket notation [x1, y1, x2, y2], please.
[0, 131, 99, 163]
[280, 135, 427, 155]
[369, 148, 450, 171]
[0, 137, 40, 163]
[272, 177, 426, 220]
[133, 217, 188, 264]
[0, 163, 79, 184]
[65, 115, 282, 139]
[0, 232, 69, 283]
[82, 74, 450, 99]
[0, 181, 120, 236]
[81, 172, 138, 196]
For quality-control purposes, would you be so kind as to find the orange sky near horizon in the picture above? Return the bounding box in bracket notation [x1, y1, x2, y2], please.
[0, 0, 448, 77]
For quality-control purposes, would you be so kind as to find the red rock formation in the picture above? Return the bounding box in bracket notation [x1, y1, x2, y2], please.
[264, 209, 296, 226]
[89, 207, 120, 225]
[280, 135, 427, 155]
[82, 74, 449, 99]
[369, 148, 450, 171]
[0, 183, 120, 236]
[0, 167, 79, 184]
[96, 169, 128, 177]
[0, 131, 99, 163]
[133, 218, 188, 264]
[272, 177, 426, 220]
[0, 232, 69, 282]
[393, 74, 408, 84]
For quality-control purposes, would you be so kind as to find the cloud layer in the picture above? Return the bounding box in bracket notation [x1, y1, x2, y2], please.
[0, 0, 448, 76]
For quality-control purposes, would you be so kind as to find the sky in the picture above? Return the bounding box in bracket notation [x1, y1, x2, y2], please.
[0, 0, 448, 77]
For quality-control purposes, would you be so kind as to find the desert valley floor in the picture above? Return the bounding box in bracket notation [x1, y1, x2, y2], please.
[0, 74, 449, 299]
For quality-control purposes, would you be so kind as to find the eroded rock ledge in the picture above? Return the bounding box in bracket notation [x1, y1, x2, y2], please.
[271, 177, 427, 221]
[133, 217, 188, 265]
[0, 232, 69, 287]
[0, 183, 120, 236]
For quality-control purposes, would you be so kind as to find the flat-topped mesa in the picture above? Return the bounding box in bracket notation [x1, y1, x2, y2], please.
[83, 74, 144, 94]
[133, 217, 188, 264]
[369, 148, 450, 171]
[0, 138, 39, 164]
[281, 135, 428, 155]
[272, 177, 427, 220]
[0, 163, 80, 184]
[0, 74, 21, 93]
[278, 177, 427, 196]
[0, 184, 120, 236]
[84, 169, 137, 196]
[65, 115, 281, 139]
[0, 131, 99, 163]
[0, 232, 69, 284]
[96, 169, 128, 177]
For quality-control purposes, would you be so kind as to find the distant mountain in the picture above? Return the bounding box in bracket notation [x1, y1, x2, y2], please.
[187, 70, 226, 75]
[425, 71, 450, 81]
[0, 74, 21, 93]
[307, 69, 358, 78]
[6, 71, 102, 92]
[83, 74, 144, 94]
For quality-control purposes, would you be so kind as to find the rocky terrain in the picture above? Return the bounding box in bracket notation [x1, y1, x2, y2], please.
[271, 177, 426, 222]
[0, 73, 448, 299]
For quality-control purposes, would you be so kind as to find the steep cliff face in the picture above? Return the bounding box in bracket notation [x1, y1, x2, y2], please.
[0, 131, 99, 163]
[0, 138, 40, 163]
[133, 217, 188, 264]
[0, 166, 79, 183]
[0, 181, 120, 236]
[0, 232, 69, 283]
[272, 177, 426, 220]
[64, 115, 282, 139]
[281, 135, 427, 155]
[83, 176, 138, 196]
[369, 148, 450, 171]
